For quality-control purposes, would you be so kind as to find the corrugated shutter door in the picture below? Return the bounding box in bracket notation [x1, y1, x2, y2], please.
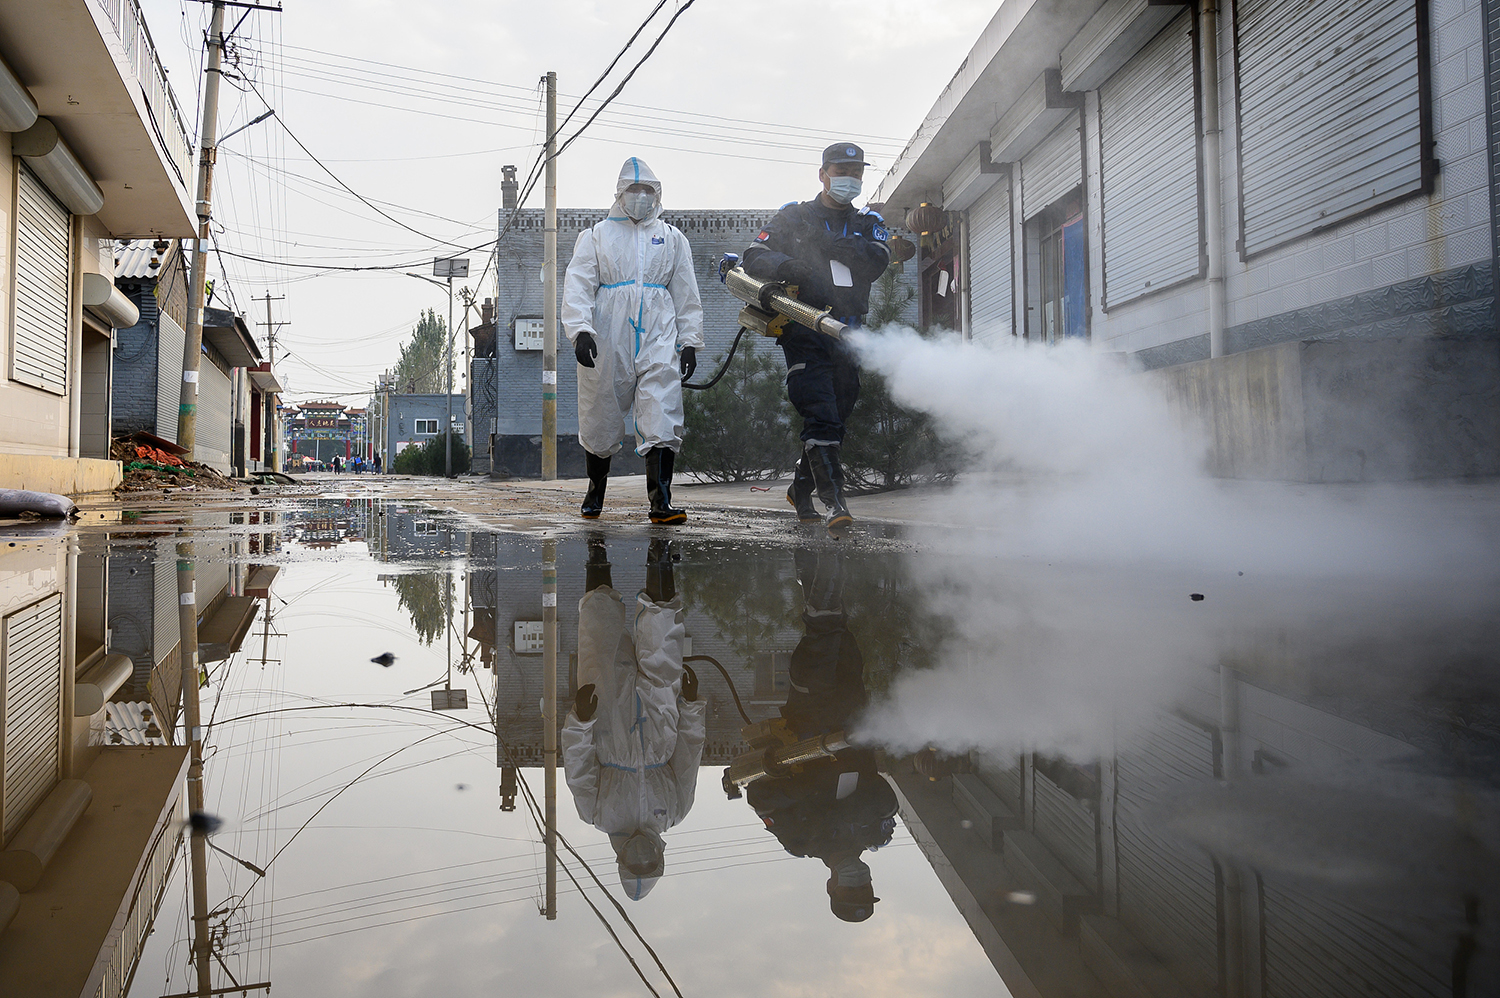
[1237, 0, 1424, 255]
[967, 179, 1013, 341]
[1115, 713, 1219, 994]
[196, 361, 232, 469]
[1021, 119, 1083, 218]
[153, 553, 178, 669]
[1100, 12, 1202, 307]
[1032, 771, 1098, 890]
[156, 311, 187, 442]
[12, 166, 71, 395]
[3, 593, 64, 841]
[1263, 878, 1445, 998]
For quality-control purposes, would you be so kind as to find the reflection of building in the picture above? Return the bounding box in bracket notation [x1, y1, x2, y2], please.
[470, 208, 917, 477]
[481, 534, 786, 769]
[0, 0, 195, 494]
[0, 517, 278, 997]
[895, 665, 1487, 997]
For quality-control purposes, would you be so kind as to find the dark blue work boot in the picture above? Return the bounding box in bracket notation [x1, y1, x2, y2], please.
[807, 444, 853, 535]
[786, 452, 821, 524]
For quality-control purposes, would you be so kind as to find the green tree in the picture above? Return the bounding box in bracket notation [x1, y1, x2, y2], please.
[391, 431, 470, 476]
[391, 571, 451, 646]
[393, 309, 448, 394]
[679, 337, 797, 482]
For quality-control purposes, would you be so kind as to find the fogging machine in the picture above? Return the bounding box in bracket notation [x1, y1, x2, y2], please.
[685, 254, 847, 390]
[722, 717, 853, 799]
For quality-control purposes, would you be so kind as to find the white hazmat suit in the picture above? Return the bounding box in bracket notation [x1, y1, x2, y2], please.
[562, 158, 705, 458]
[562, 586, 706, 900]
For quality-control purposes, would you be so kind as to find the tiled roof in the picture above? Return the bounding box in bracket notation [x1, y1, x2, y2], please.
[114, 240, 178, 281]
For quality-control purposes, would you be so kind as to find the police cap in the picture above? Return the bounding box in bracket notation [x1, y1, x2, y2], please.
[822, 142, 869, 168]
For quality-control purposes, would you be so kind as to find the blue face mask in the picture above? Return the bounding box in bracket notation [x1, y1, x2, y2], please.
[827, 175, 862, 205]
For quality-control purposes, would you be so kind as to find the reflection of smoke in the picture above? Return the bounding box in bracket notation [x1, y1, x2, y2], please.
[848, 329, 1500, 758]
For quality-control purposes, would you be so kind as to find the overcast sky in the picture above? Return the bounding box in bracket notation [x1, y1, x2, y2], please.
[134, 0, 996, 405]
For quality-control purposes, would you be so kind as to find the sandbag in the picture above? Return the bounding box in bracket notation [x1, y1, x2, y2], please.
[0, 489, 80, 519]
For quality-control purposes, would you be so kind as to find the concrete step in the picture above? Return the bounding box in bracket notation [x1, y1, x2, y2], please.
[952, 772, 1022, 850]
[1001, 829, 1099, 934]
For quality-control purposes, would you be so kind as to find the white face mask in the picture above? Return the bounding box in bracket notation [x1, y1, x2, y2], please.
[827, 175, 862, 205]
[622, 191, 656, 220]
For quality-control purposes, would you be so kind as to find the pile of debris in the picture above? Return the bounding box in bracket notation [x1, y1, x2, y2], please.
[111, 433, 240, 493]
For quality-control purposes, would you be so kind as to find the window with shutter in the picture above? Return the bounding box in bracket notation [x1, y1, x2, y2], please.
[2, 593, 65, 842]
[11, 165, 72, 395]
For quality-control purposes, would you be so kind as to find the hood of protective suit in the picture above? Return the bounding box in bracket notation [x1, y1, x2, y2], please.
[610, 830, 665, 900]
[613, 157, 663, 223]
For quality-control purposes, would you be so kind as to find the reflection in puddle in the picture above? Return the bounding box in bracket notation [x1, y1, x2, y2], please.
[0, 496, 1495, 996]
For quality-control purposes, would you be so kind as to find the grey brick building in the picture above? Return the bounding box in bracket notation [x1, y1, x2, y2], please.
[471, 207, 918, 476]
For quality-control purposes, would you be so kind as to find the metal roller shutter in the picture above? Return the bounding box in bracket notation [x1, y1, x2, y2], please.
[1115, 713, 1220, 994]
[196, 360, 232, 470]
[967, 179, 1014, 342]
[1235, 0, 1426, 255]
[1100, 11, 1202, 308]
[156, 311, 187, 442]
[3, 593, 64, 841]
[1021, 119, 1083, 218]
[12, 166, 71, 395]
[153, 553, 178, 669]
[1263, 878, 1445, 998]
[1033, 770, 1098, 890]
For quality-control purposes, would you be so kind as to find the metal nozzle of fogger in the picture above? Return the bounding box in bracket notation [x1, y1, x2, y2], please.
[717, 253, 848, 341]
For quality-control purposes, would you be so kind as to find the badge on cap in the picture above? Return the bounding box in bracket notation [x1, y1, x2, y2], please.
[846, 147, 857, 157]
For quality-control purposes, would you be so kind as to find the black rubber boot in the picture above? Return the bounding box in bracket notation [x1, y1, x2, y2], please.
[786, 453, 821, 524]
[581, 452, 610, 518]
[645, 538, 676, 603]
[585, 533, 612, 592]
[646, 447, 687, 524]
[807, 444, 853, 534]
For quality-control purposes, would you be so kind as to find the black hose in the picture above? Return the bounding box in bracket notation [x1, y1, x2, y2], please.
[684, 654, 753, 724]
[682, 326, 750, 390]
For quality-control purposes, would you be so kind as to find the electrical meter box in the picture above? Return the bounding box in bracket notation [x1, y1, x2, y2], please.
[514, 318, 544, 352]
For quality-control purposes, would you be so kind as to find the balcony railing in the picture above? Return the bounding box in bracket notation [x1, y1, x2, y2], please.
[93, 0, 195, 188]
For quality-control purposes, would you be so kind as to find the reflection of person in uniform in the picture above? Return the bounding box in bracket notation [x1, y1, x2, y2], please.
[746, 549, 898, 922]
[562, 536, 705, 900]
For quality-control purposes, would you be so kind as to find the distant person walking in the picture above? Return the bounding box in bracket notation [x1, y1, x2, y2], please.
[374, 452, 383, 474]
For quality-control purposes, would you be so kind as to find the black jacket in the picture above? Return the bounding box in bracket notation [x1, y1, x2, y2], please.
[743, 197, 891, 321]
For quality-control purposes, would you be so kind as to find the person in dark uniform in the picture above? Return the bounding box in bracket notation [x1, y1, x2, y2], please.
[744, 548, 898, 922]
[743, 143, 891, 532]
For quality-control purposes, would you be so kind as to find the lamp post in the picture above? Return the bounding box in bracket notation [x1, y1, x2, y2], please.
[407, 259, 468, 477]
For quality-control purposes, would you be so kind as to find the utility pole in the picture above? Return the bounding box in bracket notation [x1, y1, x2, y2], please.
[176, 1, 228, 456]
[541, 71, 558, 480]
[256, 292, 284, 473]
[542, 539, 558, 918]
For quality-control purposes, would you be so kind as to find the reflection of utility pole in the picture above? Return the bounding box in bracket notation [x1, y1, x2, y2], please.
[176, 540, 211, 997]
[542, 538, 558, 918]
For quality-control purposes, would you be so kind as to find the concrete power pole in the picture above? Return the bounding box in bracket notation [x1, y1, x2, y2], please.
[257, 292, 284, 472]
[541, 71, 558, 480]
[176, 2, 227, 456]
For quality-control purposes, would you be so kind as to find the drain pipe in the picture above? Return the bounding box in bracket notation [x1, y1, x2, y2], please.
[1200, 0, 1227, 358]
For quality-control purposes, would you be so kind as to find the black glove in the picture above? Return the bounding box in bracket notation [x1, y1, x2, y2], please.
[679, 346, 696, 381]
[776, 259, 819, 288]
[574, 331, 597, 368]
[574, 683, 598, 722]
[681, 664, 699, 703]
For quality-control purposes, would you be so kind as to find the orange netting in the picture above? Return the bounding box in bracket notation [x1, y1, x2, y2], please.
[135, 445, 186, 467]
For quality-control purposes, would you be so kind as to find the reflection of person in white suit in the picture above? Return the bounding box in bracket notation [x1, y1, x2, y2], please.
[562, 537, 705, 900]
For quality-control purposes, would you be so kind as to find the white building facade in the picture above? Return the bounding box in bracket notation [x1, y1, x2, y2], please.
[875, 0, 1497, 480]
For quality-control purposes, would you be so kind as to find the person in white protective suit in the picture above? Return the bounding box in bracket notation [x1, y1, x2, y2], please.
[562, 157, 705, 524]
[562, 536, 706, 900]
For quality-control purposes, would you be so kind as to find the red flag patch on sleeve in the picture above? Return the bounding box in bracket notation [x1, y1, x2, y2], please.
[755, 231, 770, 241]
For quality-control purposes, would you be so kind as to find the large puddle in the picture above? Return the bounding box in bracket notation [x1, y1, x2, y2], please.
[2, 495, 1497, 996]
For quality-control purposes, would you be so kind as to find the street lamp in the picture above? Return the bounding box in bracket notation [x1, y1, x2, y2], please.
[406, 257, 468, 478]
